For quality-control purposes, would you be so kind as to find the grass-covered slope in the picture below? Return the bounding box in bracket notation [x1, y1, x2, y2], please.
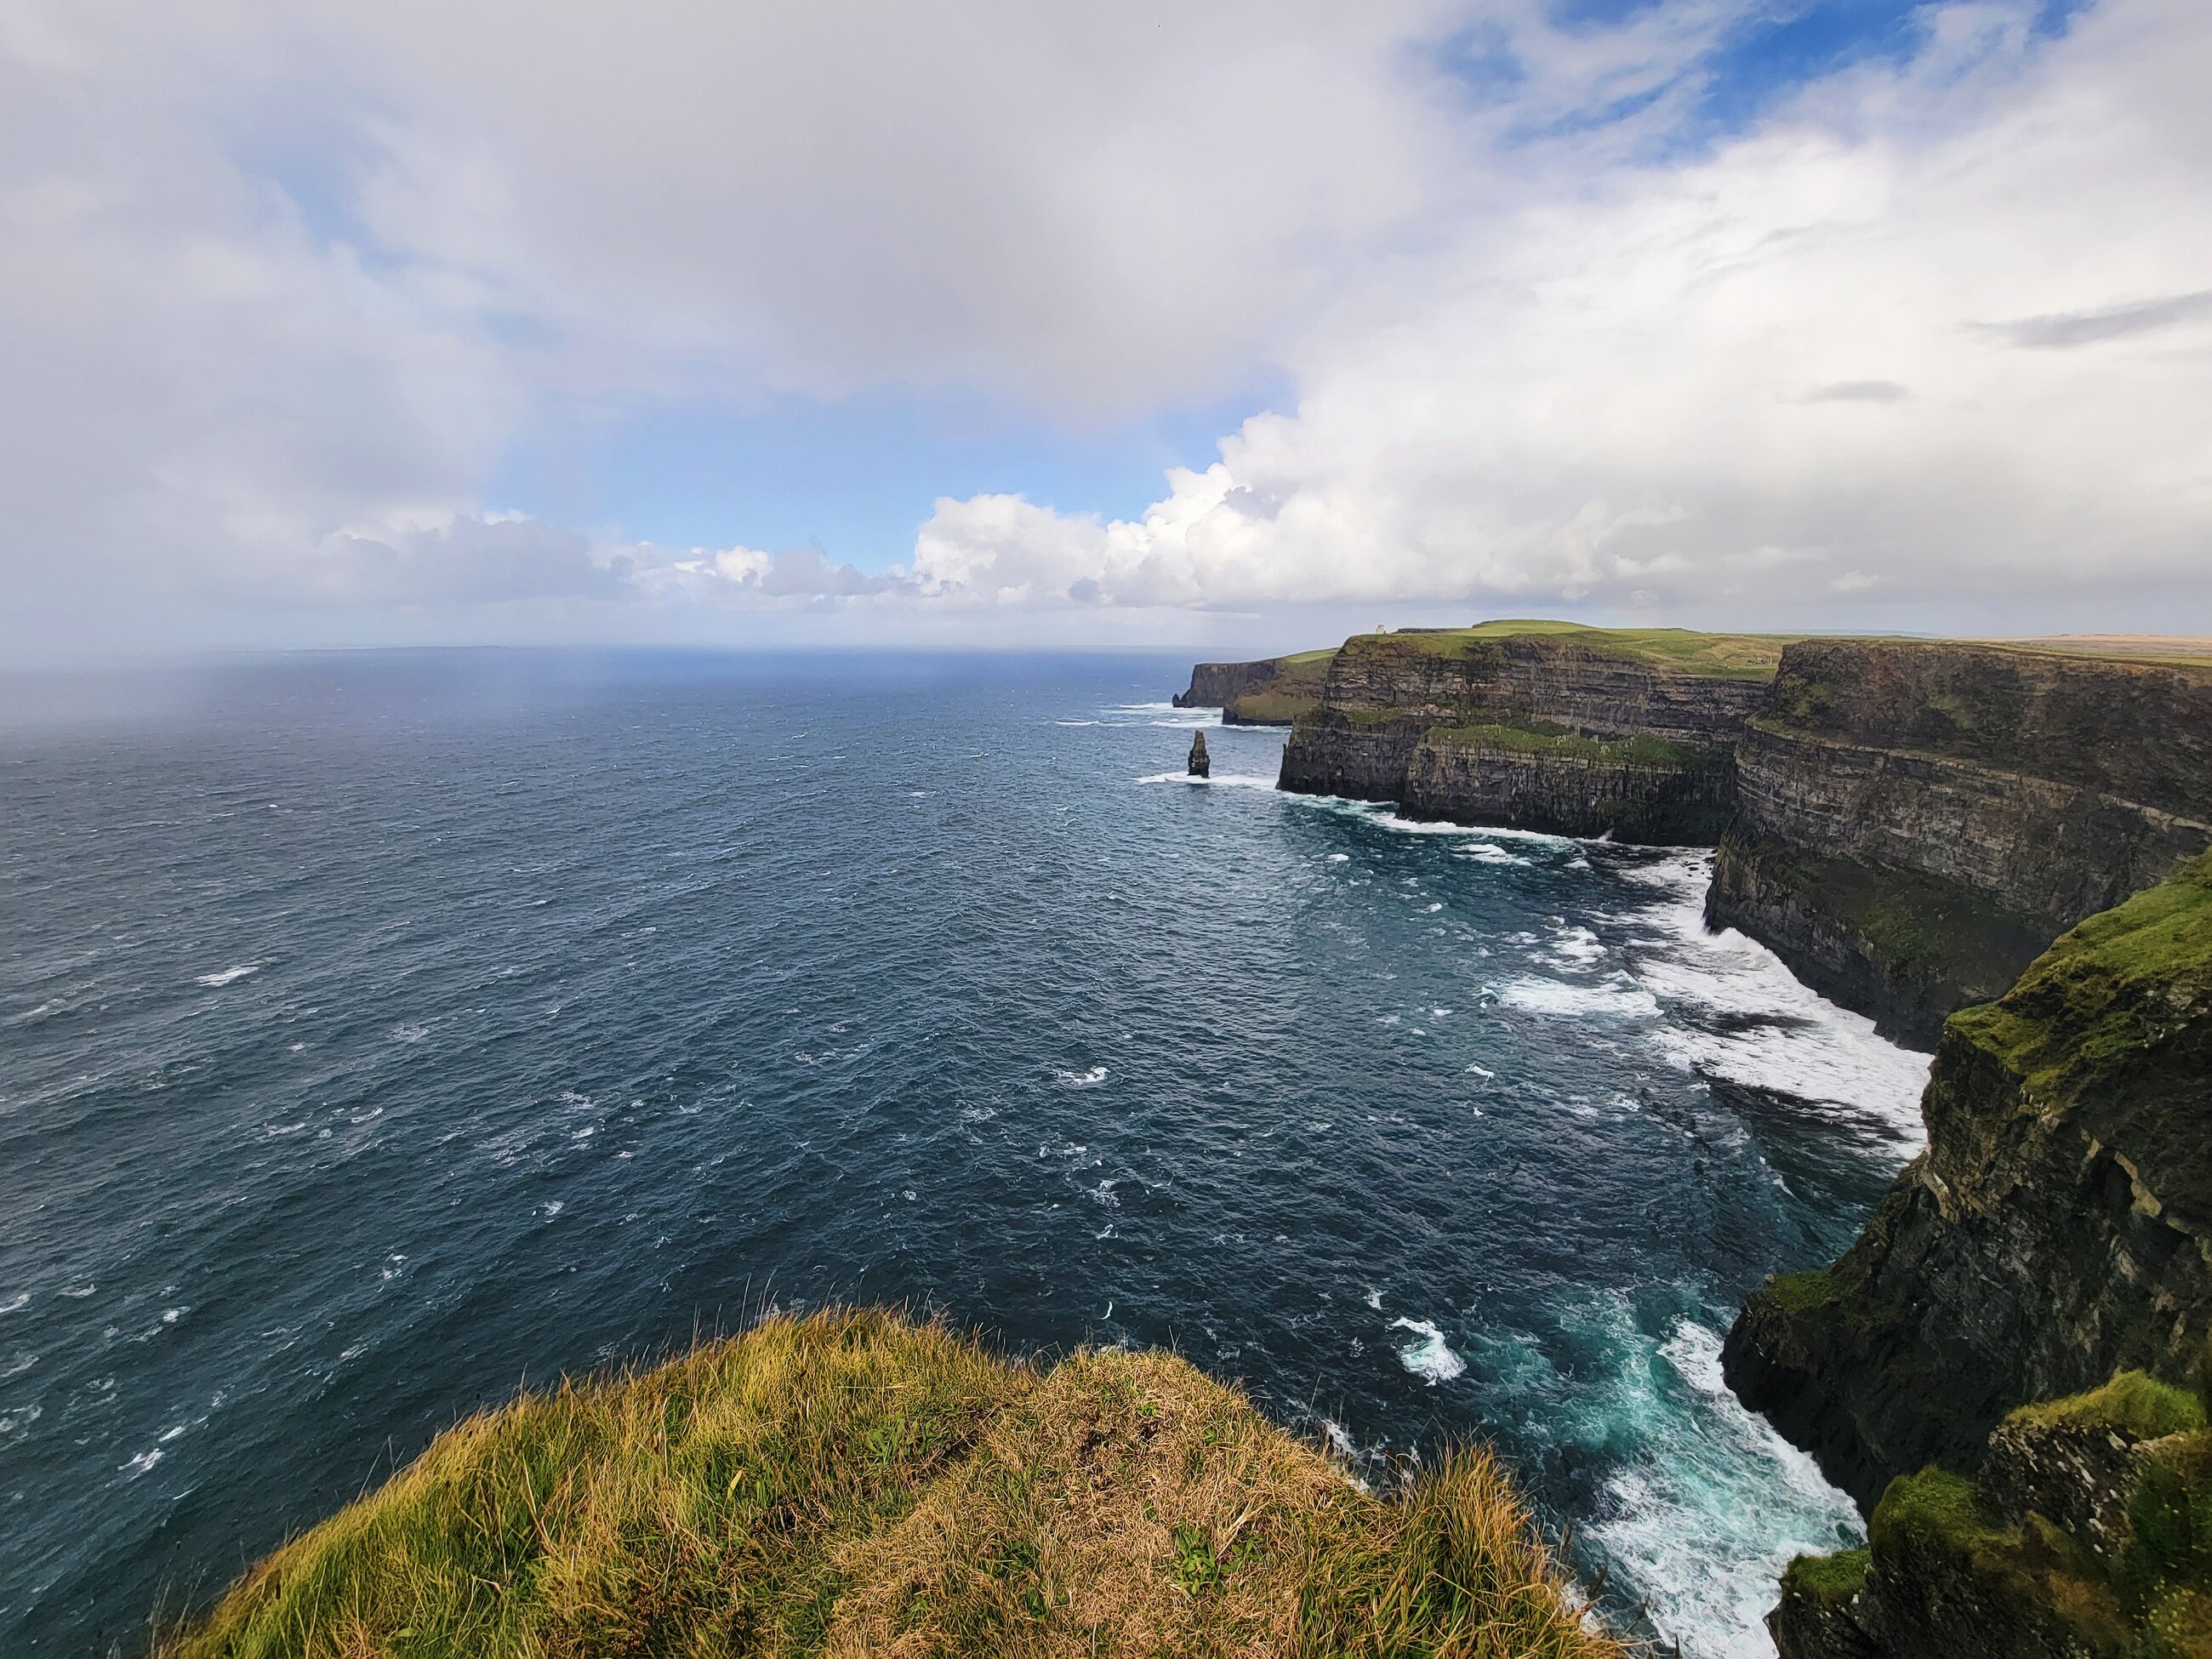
[163, 1308, 1618, 1659]
[1381, 621, 1791, 681]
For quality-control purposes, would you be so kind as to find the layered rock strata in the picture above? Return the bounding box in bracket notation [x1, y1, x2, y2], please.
[1710, 641, 2212, 1042]
[1173, 651, 1335, 725]
[1276, 631, 1770, 845]
[1725, 850, 2212, 1512]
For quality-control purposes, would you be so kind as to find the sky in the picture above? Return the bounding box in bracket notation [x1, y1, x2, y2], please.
[2, 0, 2207, 660]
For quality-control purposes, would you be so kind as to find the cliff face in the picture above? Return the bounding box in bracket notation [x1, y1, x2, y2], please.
[1275, 630, 1774, 844]
[1767, 1374, 2212, 1659]
[1712, 642, 2212, 1043]
[1402, 729, 1738, 842]
[1724, 850, 2212, 1512]
[1172, 650, 1335, 725]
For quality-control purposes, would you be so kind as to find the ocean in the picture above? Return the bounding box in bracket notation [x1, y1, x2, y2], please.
[0, 649, 1931, 1656]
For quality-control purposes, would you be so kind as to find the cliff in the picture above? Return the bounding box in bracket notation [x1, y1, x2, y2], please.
[1710, 641, 2212, 1043]
[162, 1307, 1618, 1659]
[1172, 648, 1337, 725]
[1766, 1372, 2212, 1659]
[1275, 623, 1782, 844]
[1724, 848, 2212, 1512]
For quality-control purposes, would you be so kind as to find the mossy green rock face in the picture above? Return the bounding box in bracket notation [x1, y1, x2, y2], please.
[1770, 1377, 2212, 1659]
[1712, 641, 2212, 1044]
[1725, 852, 2212, 1511]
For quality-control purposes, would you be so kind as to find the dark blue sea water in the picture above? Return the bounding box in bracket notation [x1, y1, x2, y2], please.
[0, 651, 1934, 1657]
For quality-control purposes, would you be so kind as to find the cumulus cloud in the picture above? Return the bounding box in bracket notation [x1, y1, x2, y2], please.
[1, 0, 2207, 652]
[909, 0, 2212, 624]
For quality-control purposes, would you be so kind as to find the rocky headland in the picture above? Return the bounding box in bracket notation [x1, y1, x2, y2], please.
[1187, 622, 2212, 1044]
[1172, 647, 1337, 725]
[1272, 621, 1781, 844]
[1183, 621, 2212, 1653]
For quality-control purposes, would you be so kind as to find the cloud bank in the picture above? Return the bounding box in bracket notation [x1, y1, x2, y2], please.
[2, 0, 2207, 653]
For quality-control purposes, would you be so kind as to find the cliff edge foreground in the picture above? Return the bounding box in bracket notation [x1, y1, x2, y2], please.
[162, 1308, 1619, 1659]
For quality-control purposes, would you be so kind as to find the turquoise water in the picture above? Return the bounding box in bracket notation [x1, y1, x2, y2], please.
[0, 651, 1930, 1654]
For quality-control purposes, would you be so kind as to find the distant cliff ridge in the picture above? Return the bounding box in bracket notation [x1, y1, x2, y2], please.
[1274, 623, 1781, 844]
[1172, 648, 1336, 725]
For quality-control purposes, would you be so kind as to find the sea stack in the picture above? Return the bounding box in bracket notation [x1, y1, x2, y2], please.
[1187, 731, 1210, 778]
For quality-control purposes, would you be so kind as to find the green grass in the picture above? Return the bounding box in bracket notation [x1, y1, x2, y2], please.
[161, 1308, 1621, 1659]
[1781, 1547, 1871, 1606]
[1870, 1468, 2016, 1564]
[1227, 688, 1326, 724]
[1949, 849, 2212, 1102]
[2012, 1373, 2208, 1444]
[1755, 1268, 1844, 1317]
[1420, 721, 1702, 767]
[1366, 621, 1793, 680]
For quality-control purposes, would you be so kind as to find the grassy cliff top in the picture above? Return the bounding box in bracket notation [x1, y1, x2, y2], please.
[1950, 847, 2212, 1102]
[162, 1308, 1617, 1659]
[1342, 622, 1793, 681]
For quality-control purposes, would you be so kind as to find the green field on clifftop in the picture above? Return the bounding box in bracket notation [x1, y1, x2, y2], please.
[162, 1308, 1617, 1659]
[1374, 621, 1793, 680]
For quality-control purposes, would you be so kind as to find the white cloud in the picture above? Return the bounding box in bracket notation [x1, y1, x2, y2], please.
[910, 0, 2212, 625]
[1, 0, 2206, 652]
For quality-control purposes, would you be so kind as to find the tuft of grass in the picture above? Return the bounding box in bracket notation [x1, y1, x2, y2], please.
[159, 1308, 1622, 1659]
[1781, 1547, 1870, 1606]
[2010, 1372, 2208, 1444]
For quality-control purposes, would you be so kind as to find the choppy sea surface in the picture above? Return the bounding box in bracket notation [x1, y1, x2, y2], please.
[0, 651, 1932, 1656]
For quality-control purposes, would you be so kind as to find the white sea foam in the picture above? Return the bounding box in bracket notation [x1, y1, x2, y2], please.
[0, 1292, 26, 1315]
[1496, 974, 1662, 1021]
[1456, 841, 1529, 865]
[1134, 771, 1278, 789]
[1388, 1318, 1467, 1383]
[194, 964, 258, 987]
[122, 1445, 163, 1476]
[1549, 925, 1606, 968]
[1616, 852, 1931, 1138]
[1055, 1065, 1109, 1088]
[1590, 1320, 1863, 1659]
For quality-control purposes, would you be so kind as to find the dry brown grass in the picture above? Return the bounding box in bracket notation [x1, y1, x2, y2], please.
[159, 1308, 1624, 1659]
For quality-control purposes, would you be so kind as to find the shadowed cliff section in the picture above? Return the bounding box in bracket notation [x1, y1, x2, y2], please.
[1724, 848, 2212, 1515]
[160, 1308, 1620, 1659]
[1274, 623, 1783, 844]
[1708, 641, 2212, 1044]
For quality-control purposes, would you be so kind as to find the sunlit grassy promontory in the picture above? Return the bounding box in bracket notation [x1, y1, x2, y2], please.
[163, 1308, 1620, 1659]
